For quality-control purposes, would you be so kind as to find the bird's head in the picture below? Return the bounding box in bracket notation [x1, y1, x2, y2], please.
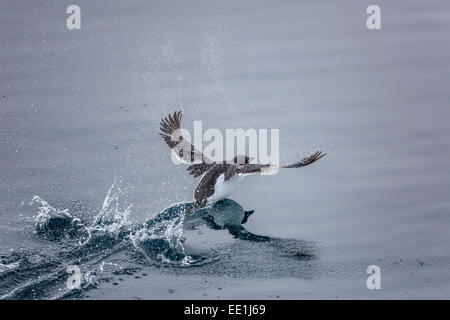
[231, 155, 253, 165]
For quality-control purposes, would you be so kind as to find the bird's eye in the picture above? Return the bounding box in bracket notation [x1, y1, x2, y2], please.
[179, 149, 183, 157]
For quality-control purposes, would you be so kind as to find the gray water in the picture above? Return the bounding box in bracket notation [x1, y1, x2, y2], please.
[1, 0, 449, 299]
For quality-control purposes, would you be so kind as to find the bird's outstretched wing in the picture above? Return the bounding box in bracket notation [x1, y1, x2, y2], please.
[281, 150, 326, 168]
[231, 150, 326, 176]
[159, 111, 214, 168]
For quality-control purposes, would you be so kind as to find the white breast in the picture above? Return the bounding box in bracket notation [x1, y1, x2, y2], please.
[207, 174, 244, 204]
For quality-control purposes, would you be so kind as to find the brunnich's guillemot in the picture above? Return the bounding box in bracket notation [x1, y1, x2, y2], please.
[160, 111, 325, 212]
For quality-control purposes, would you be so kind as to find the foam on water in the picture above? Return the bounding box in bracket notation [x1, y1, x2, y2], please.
[0, 262, 20, 273]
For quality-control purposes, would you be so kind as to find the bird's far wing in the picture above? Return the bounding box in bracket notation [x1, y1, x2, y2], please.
[159, 111, 213, 165]
[281, 150, 326, 168]
[234, 150, 326, 176]
[233, 164, 271, 176]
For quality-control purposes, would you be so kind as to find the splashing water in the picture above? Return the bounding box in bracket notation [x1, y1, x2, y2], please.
[82, 178, 133, 245]
[92, 178, 132, 229]
[32, 196, 72, 226]
[129, 202, 197, 266]
[1, 179, 203, 299]
[31, 195, 88, 241]
[29, 179, 194, 265]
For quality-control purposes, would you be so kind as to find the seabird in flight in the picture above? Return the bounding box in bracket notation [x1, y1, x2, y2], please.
[160, 111, 325, 211]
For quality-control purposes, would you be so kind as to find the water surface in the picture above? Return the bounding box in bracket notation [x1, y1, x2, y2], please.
[0, 0, 449, 299]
